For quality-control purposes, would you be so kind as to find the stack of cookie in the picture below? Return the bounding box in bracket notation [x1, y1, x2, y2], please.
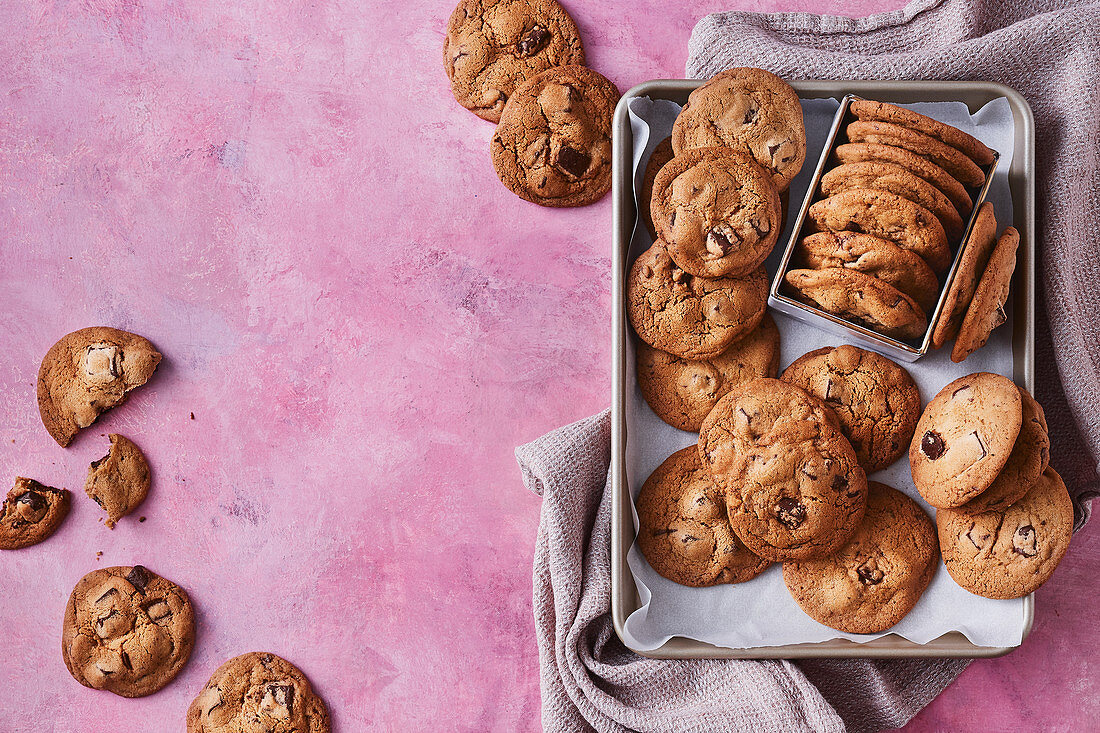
[444, 0, 621, 207]
[785, 99, 997, 343]
[910, 372, 1072, 599]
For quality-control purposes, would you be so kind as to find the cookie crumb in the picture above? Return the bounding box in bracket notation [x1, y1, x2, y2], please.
[139, 516, 146, 523]
[96, 551, 102, 558]
[190, 412, 195, 420]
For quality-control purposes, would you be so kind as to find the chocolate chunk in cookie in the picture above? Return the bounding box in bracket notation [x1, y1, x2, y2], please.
[490, 65, 619, 207]
[627, 241, 768, 360]
[784, 482, 938, 633]
[444, 0, 584, 123]
[651, 146, 782, 278]
[833, 143, 973, 216]
[846, 120, 986, 188]
[952, 226, 1020, 363]
[62, 565, 195, 697]
[781, 345, 920, 473]
[784, 268, 928, 341]
[37, 327, 162, 447]
[698, 378, 868, 562]
[962, 386, 1049, 514]
[85, 434, 151, 529]
[938, 467, 1072, 599]
[932, 202, 998, 349]
[849, 100, 996, 166]
[637, 313, 780, 432]
[671, 68, 806, 191]
[635, 446, 770, 586]
[186, 652, 331, 733]
[0, 477, 71, 550]
[909, 372, 1022, 508]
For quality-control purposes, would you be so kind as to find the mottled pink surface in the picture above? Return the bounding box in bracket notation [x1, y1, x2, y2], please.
[1, 0, 1097, 730]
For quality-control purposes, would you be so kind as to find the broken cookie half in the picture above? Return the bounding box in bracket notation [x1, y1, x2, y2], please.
[85, 434, 151, 529]
[37, 327, 161, 447]
[0, 477, 71, 550]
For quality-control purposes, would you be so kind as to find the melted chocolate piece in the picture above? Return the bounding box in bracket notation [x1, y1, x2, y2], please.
[555, 145, 590, 178]
[126, 565, 152, 593]
[775, 497, 806, 529]
[921, 430, 946, 460]
[516, 25, 550, 57]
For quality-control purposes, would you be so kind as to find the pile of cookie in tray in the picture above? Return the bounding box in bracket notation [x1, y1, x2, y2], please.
[1, 328, 330, 731]
[627, 68, 1073, 634]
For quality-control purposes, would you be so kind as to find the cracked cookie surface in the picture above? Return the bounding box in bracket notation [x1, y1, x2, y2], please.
[846, 120, 986, 188]
[37, 327, 162, 447]
[62, 565, 195, 698]
[637, 313, 780, 432]
[784, 268, 927, 341]
[85, 434, 151, 529]
[850, 100, 996, 167]
[909, 372, 1022, 508]
[796, 230, 939, 313]
[833, 143, 973, 216]
[938, 466, 1072, 599]
[962, 386, 1049, 514]
[627, 242, 768, 360]
[783, 481, 938, 634]
[781, 345, 920, 473]
[0, 477, 71, 550]
[636, 446, 770, 586]
[952, 226, 1019, 363]
[932, 202, 998, 349]
[444, 0, 584, 123]
[807, 189, 950, 273]
[698, 378, 868, 562]
[490, 64, 618, 207]
[186, 651, 331, 733]
[671, 68, 806, 190]
[651, 146, 782, 278]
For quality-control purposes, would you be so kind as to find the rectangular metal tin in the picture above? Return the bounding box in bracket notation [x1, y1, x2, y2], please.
[610, 79, 1036, 659]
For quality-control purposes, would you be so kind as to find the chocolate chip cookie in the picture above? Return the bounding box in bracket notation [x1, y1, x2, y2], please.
[849, 100, 996, 167]
[833, 143, 973, 216]
[909, 372, 1022, 508]
[931, 202, 997, 349]
[781, 345, 920, 473]
[795, 231, 940, 313]
[819, 161, 964, 241]
[651, 147, 782, 278]
[444, 0, 584, 123]
[85, 434, 151, 529]
[952, 226, 1020, 363]
[62, 565, 195, 698]
[186, 652, 331, 733]
[639, 137, 674, 239]
[783, 482, 938, 634]
[491, 65, 619, 207]
[38, 327, 162, 448]
[962, 386, 1049, 514]
[636, 446, 770, 586]
[938, 467, 1073, 599]
[698, 378, 868, 562]
[846, 120, 986, 188]
[0, 478, 71, 550]
[671, 68, 806, 190]
[807, 189, 951, 273]
[784, 268, 928, 341]
[637, 313, 780, 432]
[627, 242, 768, 360]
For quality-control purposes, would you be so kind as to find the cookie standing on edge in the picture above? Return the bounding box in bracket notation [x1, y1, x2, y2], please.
[846, 120, 986, 188]
[952, 227, 1020, 363]
[832, 143, 973, 216]
[444, 0, 585, 123]
[187, 652, 331, 733]
[0, 478, 71, 550]
[784, 482, 939, 634]
[635, 447, 770, 587]
[932, 202, 998, 349]
[849, 99, 996, 166]
[38, 327, 162, 447]
[639, 137, 674, 240]
[62, 565, 195, 698]
[490, 65, 619, 207]
[784, 268, 928, 341]
[85, 434, 151, 529]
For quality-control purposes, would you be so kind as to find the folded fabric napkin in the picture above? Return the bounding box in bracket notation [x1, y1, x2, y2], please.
[517, 1, 1100, 730]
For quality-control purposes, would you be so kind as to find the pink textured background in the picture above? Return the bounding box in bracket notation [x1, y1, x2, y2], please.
[1, 0, 1097, 730]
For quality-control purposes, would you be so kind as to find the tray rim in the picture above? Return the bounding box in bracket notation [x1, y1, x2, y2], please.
[610, 78, 1037, 660]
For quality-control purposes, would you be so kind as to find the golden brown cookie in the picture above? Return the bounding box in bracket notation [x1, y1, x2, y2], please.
[962, 386, 1049, 514]
[0, 478, 71, 550]
[38, 327, 162, 448]
[784, 268, 928, 341]
[849, 100, 996, 166]
[85, 434, 151, 529]
[444, 0, 584, 123]
[671, 68, 806, 190]
[636, 313, 780, 432]
[846, 120, 986, 188]
[952, 227, 1020, 363]
[635, 446, 770, 586]
[833, 143, 973, 216]
[639, 137, 674, 239]
[490, 65, 619, 207]
[186, 652, 331, 733]
[651, 146, 782, 278]
[783, 482, 938, 634]
[932, 202, 998, 349]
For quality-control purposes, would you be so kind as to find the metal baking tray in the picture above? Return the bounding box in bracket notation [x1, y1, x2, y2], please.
[610, 79, 1035, 659]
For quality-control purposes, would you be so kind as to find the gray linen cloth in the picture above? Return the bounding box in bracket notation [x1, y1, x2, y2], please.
[517, 1, 1100, 730]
